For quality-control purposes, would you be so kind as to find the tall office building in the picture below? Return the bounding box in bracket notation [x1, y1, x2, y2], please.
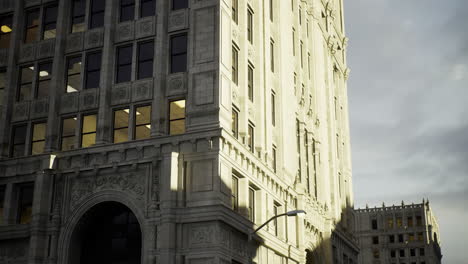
[0, 0, 357, 263]
[354, 201, 442, 264]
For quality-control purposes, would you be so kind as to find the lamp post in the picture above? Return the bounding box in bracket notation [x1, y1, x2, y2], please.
[248, 210, 306, 241]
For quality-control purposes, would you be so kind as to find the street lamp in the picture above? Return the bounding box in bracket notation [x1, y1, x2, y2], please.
[249, 210, 306, 241]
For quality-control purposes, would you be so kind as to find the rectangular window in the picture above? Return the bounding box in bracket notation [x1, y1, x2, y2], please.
[170, 34, 187, 73]
[36, 61, 52, 98]
[140, 0, 156, 17]
[247, 64, 253, 101]
[18, 65, 34, 101]
[0, 15, 13, 49]
[397, 217, 403, 227]
[410, 248, 415, 257]
[399, 249, 405, 258]
[373, 250, 379, 259]
[269, 0, 273, 21]
[18, 183, 34, 224]
[299, 7, 302, 24]
[232, 45, 239, 85]
[300, 41, 303, 68]
[272, 145, 277, 172]
[113, 108, 130, 143]
[42, 4, 58, 39]
[11, 124, 27, 157]
[372, 236, 379, 245]
[31, 122, 46, 155]
[308, 53, 311, 79]
[120, 0, 135, 22]
[387, 218, 394, 228]
[117, 45, 133, 83]
[81, 114, 97, 147]
[389, 235, 395, 243]
[271, 92, 276, 126]
[137, 41, 154, 79]
[135, 105, 151, 140]
[25, 9, 39, 43]
[0, 186, 4, 224]
[71, 0, 86, 33]
[270, 40, 274, 72]
[169, 99, 186, 135]
[407, 216, 413, 227]
[85, 51, 102, 89]
[248, 187, 255, 222]
[0, 69, 6, 106]
[292, 28, 295, 56]
[273, 203, 279, 236]
[248, 122, 254, 152]
[416, 215, 422, 226]
[371, 219, 377, 230]
[247, 8, 253, 44]
[66, 56, 82, 92]
[90, 0, 105, 29]
[231, 106, 239, 139]
[398, 234, 404, 243]
[232, 0, 238, 23]
[419, 248, 425, 256]
[61, 117, 77, 151]
[173, 0, 188, 10]
[231, 175, 239, 211]
[417, 232, 423, 241]
[305, 130, 310, 193]
[390, 250, 396, 258]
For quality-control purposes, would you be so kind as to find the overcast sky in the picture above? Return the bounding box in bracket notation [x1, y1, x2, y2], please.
[344, 1, 468, 263]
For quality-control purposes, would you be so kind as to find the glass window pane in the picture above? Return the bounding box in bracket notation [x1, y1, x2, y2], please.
[32, 141, 45, 155]
[25, 10, 39, 43]
[32, 123, 46, 141]
[67, 75, 81, 93]
[63, 118, 77, 136]
[135, 106, 150, 125]
[114, 109, 130, 129]
[92, 0, 105, 11]
[171, 35, 187, 54]
[170, 54, 186, 73]
[19, 84, 32, 101]
[13, 125, 27, 144]
[81, 133, 96, 148]
[21, 66, 34, 83]
[0, 70, 5, 89]
[85, 71, 100, 89]
[37, 81, 50, 98]
[118, 46, 133, 65]
[90, 12, 104, 29]
[71, 22, 85, 33]
[68, 57, 82, 74]
[120, 0, 135, 22]
[87, 52, 102, 71]
[138, 42, 154, 61]
[0, 15, 13, 49]
[137, 60, 153, 79]
[82, 115, 97, 133]
[27, 10, 40, 27]
[43, 5, 57, 39]
[140, 0, 155, 17]
[169, 119, 185, 135]
[19, 184, 34, 224]
[135, 126, 150, 139]
[67, 57, 82, 92]
[169, 100, 185, 120]
[61, 136, 75, 151]
[38, 62, 52, 80]
[113, 128, 128, 143]
[117, 64, 132, 83]
[72, 0, 86, 18]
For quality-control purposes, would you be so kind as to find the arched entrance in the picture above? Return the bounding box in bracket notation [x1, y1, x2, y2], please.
[69, 202, 142, 264]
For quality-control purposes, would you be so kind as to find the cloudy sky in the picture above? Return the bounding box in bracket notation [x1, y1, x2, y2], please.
[344, 1, 468, 263]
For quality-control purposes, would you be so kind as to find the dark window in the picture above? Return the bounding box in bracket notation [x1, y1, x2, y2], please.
[113, 108, 130, 143]
[420, 248, 425, 256]
[11, 124, 27, 157]
[271, 92, 276, 126]
[36, 61, 53, 98]
[399, 249, 405, 257]
[247, 8, 253, 43]
[232, 0, 238, 23]
[300, 41, 303, 68]
[137, 41, 154, 79]
[231, 106, 239, 139]
[292, 28, 295, 56]
[269, 0, 273, 21]
[231, 175, 239, 211]
[170, 34, 187, 73]
[117, 45, 133, 83]
[120, 0, 135, 22]
[0, 185, 5, 224]
[372, 236, 379, 245]
[169, 99, 186, 135]
[0, 15, 13, 49]
[90, 0, 105, 29]
[416, 215, 422, 226]
[272, 145, 277, 172]
[25, 9, 40, 43]
[398, 234, 404, 243]
[71, 0, 86, 33]
[81, 114, 97, 147]
[18, 65, 34, 101]
[247, 64, 253, 101]
[248, 122, 254, 152]
[248, 187, 255, 222]
[232, 45, 238, 84]
[371, 219, 378, 230]
[61, 117, 77, 151]
[270, 40, 274, 72]
[140, 0, 155, 17]
[308, 53, 311, 79]
[173, 0, 188, 10]
[18, 183, 34, 224]
[389, 234, 395, 243]
[0, 69, 6, 106]
[273, 203, 278, 236]
[410, 248, 415, 257]
[31, 122, 46, 155]
[407, 216, 413, 227]
[85, 51, 102, 89]
[390, 250, 396, 258]
[299, 7, 302, 24]
[66, 56, 82, 92]
[42, 4, 58, 39]
[135, 105, 151, 140]
[373, 250, 379, 259]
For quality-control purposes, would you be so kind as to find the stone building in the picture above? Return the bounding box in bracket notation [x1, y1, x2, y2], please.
[0, 0, 357, 263]
[354, 201, 442, 264]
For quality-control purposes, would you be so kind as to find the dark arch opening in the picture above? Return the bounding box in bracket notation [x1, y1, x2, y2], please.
[69, 202, 142, 264]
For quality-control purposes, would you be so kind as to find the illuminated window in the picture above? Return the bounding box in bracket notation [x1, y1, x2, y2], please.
[113, 108, 130, 143]
[90, 0, 105, 29]
[418, 232, 423, 241]
[170, 34, 187, 73]
[135, 105, 151, 140]
[85, 51, 102, 89]
[61, 117, 77, 151]
[117, 45, 133, 83]
[387, 218, 394, 228]
[137, 41, 154, 79]
[232, 45, 238, 84]
[247, 64, 253, 101]
[71, 0, 86, 33]
[18, 65, 34, 101]
[42, 4, 58, 39]
[0, 69, 6, 106]
[140, 0, 155, 17]
[231, 175, 239, 211]
[247, 122, 254, 152]
[11, 124, 27, 157]
[247, 7, 253, 43]
[0, 185, 4, 224]
[18, 183, 34, 224]
[232, 0, 238, 23]
[231, 106, 239, 139]
[25, 9, 39, 43]
[36, 62, 52, 98]
[409, 233, 415, 241]
[397, 217, 403, 227]
[81, 114, 97, 147]
[248, 187, 255, 222]
[173, 0, 188, 10]
[407, 216, 413, 227]
[31, 122, 46, 155]
[169, 99, 186, 135]
[0, 15, 13, 49]
[66, 56, 82, 93]
[120, 0, 135, 22]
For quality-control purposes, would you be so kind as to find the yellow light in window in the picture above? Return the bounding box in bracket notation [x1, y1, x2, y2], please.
[124, 109, 130, 114]
[39, 71, 49, 77]
[146, 125, 151, 129]
[1, 25, 12, 33]
[174, 100, 185, 108]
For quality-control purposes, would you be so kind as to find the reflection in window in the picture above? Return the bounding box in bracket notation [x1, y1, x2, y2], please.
[173, 0, 188, 10]
[37, 62, 53, 98]
[231, 106, 238, 139]
[248, 122, 254, 152]
[71, 0, 86, 33]
[0, 15, 12, 49]
[247, 64, 253, 101]
[61, 117, 77, 150]
[0, 69, 5, 106]
[247, 8, 253, 43]
[137, 41, 154, 80]
[25, 9, 39, 43]
[140, 0, 155, 18]
[18, 65, 34, 101]
[232, 0, 238, 23]
[117, 45, 133, 83]
[85, 51, 102, 89]
[31, 122, 46, 155]
[120, 0, 135, 22]
[18, 183, 34, 224]
[170, 34, 187, 73]
[232, 45, 238, 85]
[0, 186, 4, 224]
[67, 56, 82, 93]
[43, 5, 58, 39]
[11, 124, 27, 157]
[135, 105, 151, 140]
[90, 0, 105, 29]
[248, 187, 255, 222]
[113, 108, 130, 143]
[81, 114, 97, 147]
[231, 175, 238, 211]
[169, 99, 185, 135]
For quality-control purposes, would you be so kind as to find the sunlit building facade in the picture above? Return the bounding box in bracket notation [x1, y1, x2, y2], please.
[0, 0, 357, 263]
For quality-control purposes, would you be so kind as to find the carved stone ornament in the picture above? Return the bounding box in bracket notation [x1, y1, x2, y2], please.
[19, 44, 36, 63]
[132, 79, 153, 102]
[115, 21, 135, 43]
[31, 99, 50, 118]
[168, 10, 188, 32]
[66, 33, 84, 53]
[12, 102, 30, 122]
[136, 17, 155, 39]
[38, 39, 55, 58]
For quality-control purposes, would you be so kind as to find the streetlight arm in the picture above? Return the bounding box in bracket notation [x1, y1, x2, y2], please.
[252, 213, 288, 235]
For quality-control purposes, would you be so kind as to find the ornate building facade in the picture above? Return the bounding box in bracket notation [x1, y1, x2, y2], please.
[0, 0, 357, 263]
[354, 201, 442, 264]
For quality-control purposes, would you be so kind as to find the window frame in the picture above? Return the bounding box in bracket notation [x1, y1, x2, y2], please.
[36, 60, 53, 99]
[270, 39, 275, 72]
[42, 4, 58, 40]
[17, 182, 34, 224]
[247, 122, 254, 153]
[89, 0, 105, 29]
[116, 44, 134, 83]
[10, 124, 28, 157]
[170, 34, 188, 73]
[231, 174, 239, 211]
[172, 0, 189, 10]
[231, 105, 239, 139]
[119, 0, 135, 22]
[232, 44, 239, 85]
[0, 14, 13, 49]
[232, 0, 238, 23]
[140, 0, 156, 18]
[247, 63, 254, 101]
[134, 104, 152, 140]
[71, 0, 86, 33]
[30, 121, 47, 155]
[60, 116, 78, 151]
[18, 64, 35, 102]
[168, 99, 186, 135]
[247, 7, 253, 44]
[137, 41, 154, 80]
[66, 55, 83, 93]
[248, 186, 255, 222]
[24, 8, 40, 44]
[113, 107, 131, 143]
[81, 113, 97, 148]
[84, 50, 102, 89]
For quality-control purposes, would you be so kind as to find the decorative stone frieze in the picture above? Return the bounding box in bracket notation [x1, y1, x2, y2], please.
[132, 79, 153, 102]
[79, 88, 99, 110]
[115, 21, 135, 43]
[111, 83, 132, 105]
[66, 32, 84, 53]
[168, 9, 189, 32]
[60, 93, 79, 114]
[19, 44, 36, 63]
[37, 39, 55, 59]
[136, 17, 155, 39]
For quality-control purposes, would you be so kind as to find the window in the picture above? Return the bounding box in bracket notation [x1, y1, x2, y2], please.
[270, 40, 274, 72]
[299, 7, 302, 24]
[232, 45, 238, 85]
[296, 119, 301, 180]
[272, 145, 277, 172]
[232, 0, 238, 23]
[417, 232, 423, 241]
[0, 15, 12, 49]
[18, 183, 34, 224]
[292, 28, 295, 56]
[169, 99, 186, 135]
[61, 117, 77, 150]
[85, 51, 102, 89]
[271, 92, 276, 126]
[248, 187, 255, 222]
[419, 248, 425, 256]
[173, 0, 188, 10]
[409, 233, 415, 241]
[308, 53, 311, 79]
[389, 234, 395, 243]
[269, 0, 273, 21]
[397, 217, 403, 227]
[66, 56, 82, 92]
[90, 0, 105, 29]
[117, 45, 133, 83]
[36, 62, 52, 98]
[140, 0, 156, 17]
[18, 65, 34, 101]
[31, 122, 46, 155]
[137, 41, 154, 79]
[399, 249, 405, 257]
[113, 108, 130, 143]
[416, 216, 422, 226]
[247, 122, 254, 152]
[247, 8, 253, 44]
[231, 175, 239, 211]
[0, 186, 4, 224]
[231, 106, 239, 139]
[372, 236, 379, 245]
[300, 41, 303, 68]
[398, 234, 404, 243]
[135, 105, 151, 140]
[247, 64, 253, 101]
[407, 216, 413, 227]
[371, 219, 377, 230]
[11, 124, 27, 157]
[81, 114, 97, 147]
[273, 203, 279, 236]
[120, 0, 135, 22]
[42, 4, 58, 39]
[25, 9, 39, 43]
[170, 34, 187, 73]
[387, 218, 394, 228]
[410, 248, 415, 257]
[390, 250, 396, 258]
[0, 69, 6, 106]
[373, 249, 379, 259]
[71, 0, 86, 33]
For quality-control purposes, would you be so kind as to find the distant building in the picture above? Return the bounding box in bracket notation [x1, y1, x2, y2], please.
[354, 200, 442, 264]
